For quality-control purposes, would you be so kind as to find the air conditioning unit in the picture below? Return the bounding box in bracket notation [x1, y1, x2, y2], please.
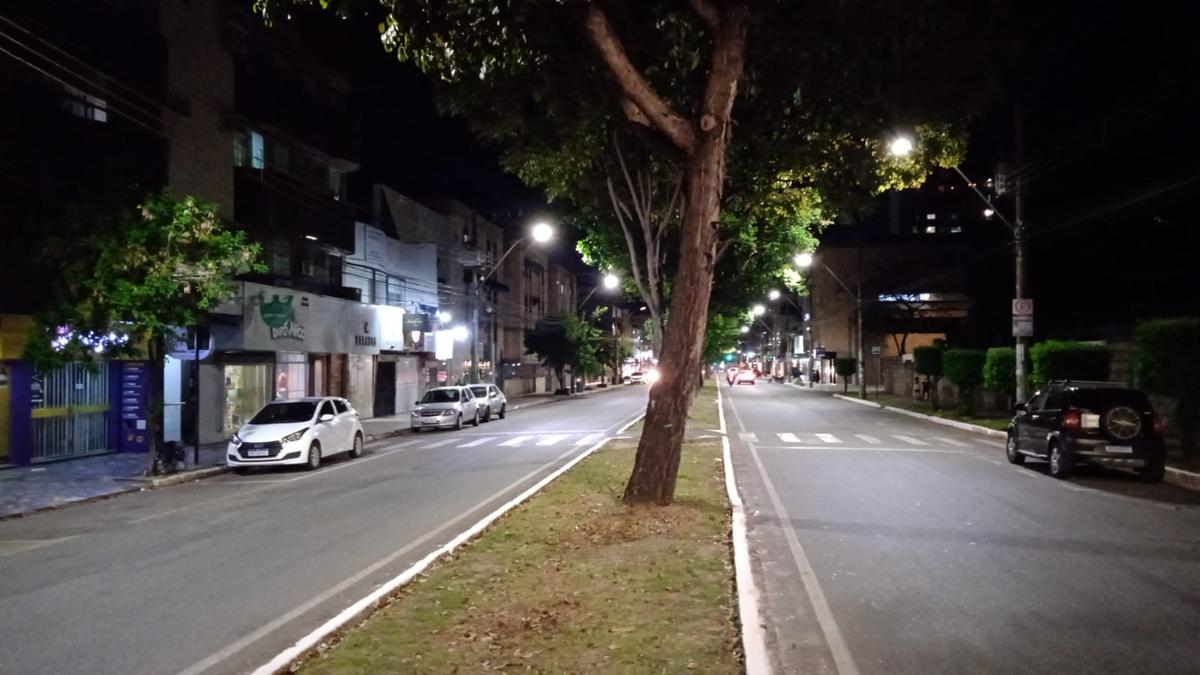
[300, 260, 315, 277]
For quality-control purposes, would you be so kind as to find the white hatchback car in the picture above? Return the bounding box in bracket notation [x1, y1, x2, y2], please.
[411, 386, 483, 431]
[228, 397, 364, 472]
[468, 384, 507, 421]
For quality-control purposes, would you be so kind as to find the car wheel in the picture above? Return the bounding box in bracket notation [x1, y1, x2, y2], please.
[350, 433, 364, 459]
[1139, 456, 1166, 483]
[1048, 441, 1071, 479]
[1006, 432, 1025, 465]
[472, 409, 481, 427]
[498, 404, 506, 420]
[483, 406, 492, 422]
[306, 442, 322, 471]
[455, 413, 463, 430]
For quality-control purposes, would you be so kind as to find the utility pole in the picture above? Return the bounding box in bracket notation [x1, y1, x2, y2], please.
[857, 237, 866, 400]
[470, 279, 481, 384]
[1013, 108, 1029, 403]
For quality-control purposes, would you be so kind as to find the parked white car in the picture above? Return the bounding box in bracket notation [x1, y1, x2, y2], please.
[411, 386, 483, 431]
[228, 397, 364, 472]
[468, 384, 508, 421]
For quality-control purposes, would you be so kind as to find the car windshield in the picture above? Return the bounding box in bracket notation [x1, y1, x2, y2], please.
[421, 389, 460, 403]
[1070, 389, 1151, 413]
[469, 386, 489, 397]
[250, 401, 317, 425]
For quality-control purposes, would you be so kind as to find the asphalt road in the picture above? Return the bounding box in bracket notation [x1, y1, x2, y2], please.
[725, 382, 1200, 675]
[0, 386, 648, 675]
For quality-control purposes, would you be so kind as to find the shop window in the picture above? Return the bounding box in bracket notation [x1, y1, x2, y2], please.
[224, 364, 271, 436]
[275, 352, 308, 400]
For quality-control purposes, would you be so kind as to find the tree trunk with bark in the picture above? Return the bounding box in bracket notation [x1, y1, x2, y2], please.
[143, 334, 166, 476]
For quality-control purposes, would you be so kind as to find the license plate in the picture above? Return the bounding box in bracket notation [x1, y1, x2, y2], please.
[423, 420, 439, 425]
[246, 449, 269, 457]
[1105, 445, 1133, 454]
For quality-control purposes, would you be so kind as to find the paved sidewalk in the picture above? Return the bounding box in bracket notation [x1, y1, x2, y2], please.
[0, 442, 227, 519]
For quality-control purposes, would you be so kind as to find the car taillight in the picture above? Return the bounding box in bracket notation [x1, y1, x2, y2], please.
[1062, 408, 1081, 431]
[1152, 414, 1165, 434]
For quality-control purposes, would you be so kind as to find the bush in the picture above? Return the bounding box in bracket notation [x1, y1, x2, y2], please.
[1029, 340, 1109, 389]
[834, 357, 857, 393]
[943, 349, 986, 415]
[982, 347, 1016, 399]
[1134, 318, 1200, 458]
[913, 345, 944, 409]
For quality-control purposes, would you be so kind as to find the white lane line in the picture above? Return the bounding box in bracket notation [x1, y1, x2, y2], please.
[854, 434, 881, 444]
[574, 433, 603, 446]
[422, 437, 460, 449]
[499, 435, 533, 447]
[536, 434, 569, 446]
[757, 445, 962, 454]
[458, 437, 495, 448]
[892, 434, 928, 446]
[740, 432, 758, 442]
[0, 537, 78, 558]
[815, 433, 842, 444]
[242, 437, 613, 675]
[777, 432, 801, 443]
[388, 438, 425, 448]
[725, 394, 858, 675]
[934, 436, 971, 447]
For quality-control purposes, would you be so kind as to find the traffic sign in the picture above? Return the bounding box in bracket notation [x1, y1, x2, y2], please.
[1012, 316, 1034, 337]
[870, 345, 881, 356]
[1012, 298, 1034, 317]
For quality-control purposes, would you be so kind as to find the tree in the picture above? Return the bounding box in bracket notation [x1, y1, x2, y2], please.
[1134, 318, 1200, 460]
[1029, 340, 1110, 389]
[943, 348, 986, 416]
[595, 332, 631, 385]
[834, 357, 857, 394]
[913, 345, 945, 410]
[524, 314, 597, 394]
[257, 0, 1005, 504]
[26, 190, 264, 474]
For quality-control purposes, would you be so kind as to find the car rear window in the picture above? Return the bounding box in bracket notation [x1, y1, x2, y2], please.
[469, 386, 489, 397]
[1069, 389, 1152, 412]
[251, 402, 317, 424]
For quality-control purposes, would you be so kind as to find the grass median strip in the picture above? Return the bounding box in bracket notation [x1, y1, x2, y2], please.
[301, 384, 738, 674]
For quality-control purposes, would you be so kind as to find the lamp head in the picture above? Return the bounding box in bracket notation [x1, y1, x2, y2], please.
[530, 222, 554, 243]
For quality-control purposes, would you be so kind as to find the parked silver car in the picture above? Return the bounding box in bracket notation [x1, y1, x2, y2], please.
[468, 384, 508, 421]
[410, 386, 482, 431]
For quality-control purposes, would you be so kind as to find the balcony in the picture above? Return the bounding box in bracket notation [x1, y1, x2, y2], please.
[234, 166, 355, 252]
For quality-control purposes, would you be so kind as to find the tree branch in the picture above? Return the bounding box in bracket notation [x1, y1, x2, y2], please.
[582, 5, 696, 154]
[607, 176, 655, 317]
[686, 0, 721, 32]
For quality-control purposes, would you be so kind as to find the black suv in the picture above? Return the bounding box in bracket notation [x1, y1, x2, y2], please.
[1007, 380, 1166, 482]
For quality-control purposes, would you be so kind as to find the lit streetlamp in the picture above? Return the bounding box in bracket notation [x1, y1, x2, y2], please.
[889, 135, 915, 158]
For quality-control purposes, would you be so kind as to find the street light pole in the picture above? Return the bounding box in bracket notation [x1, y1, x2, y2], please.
[796, 255, 863, 396]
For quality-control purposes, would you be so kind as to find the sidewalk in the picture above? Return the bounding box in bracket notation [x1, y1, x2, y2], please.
[0, 442, 228, 520]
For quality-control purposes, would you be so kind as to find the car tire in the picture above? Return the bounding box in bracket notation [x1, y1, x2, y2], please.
[1048, 441, 1071, 479]
[472, 409, 481, 427]
[483, 406, 492, 422]
[306, 442, 322, 471]
[349, 433, 364, 459]
[1139, 456, 1166, 483]
[1006, 431, 1025, 465]
[455, 413, 463, 430]
[499, 404, 506, 420]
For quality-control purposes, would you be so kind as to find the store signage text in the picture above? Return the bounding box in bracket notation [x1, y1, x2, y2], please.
[258, 293, 306, 342]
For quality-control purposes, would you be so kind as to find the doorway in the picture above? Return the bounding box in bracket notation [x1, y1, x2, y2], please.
[374, 361, 396, 417]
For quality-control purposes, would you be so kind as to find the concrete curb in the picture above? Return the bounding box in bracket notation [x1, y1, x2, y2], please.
[139, 465, 230, 488]
[717, 387, 772, 675]
[832, 393, 1008, 438]
[1165, 466, 1200, 491]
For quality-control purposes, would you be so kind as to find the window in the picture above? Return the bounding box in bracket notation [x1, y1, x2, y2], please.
[251, 401, 317, 425]
[926, 213, 937, 220]
[62, 85, 107, 122]
[272, 143, 290, 173]
[924, 225, 937, 234]
[1028, 391, 1048, 411]
[333, 399, 349, 414]
[328, 168, 345, 198]
[1042, 390, 1066, 411]
[250, 131, 265, 169]
[319, 400, 336, 419]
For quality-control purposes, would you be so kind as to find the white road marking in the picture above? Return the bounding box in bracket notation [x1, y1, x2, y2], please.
[892, 434, 928, 446]
[757, 445, 962, 454]
[854, 434, 881, 444]
[740, 432, 758, 442]
[778, 432, 802, 443]
[458, 437, 495, 448]
[574, 433, 604, 446]
[422, 437, 459, 449]
[934, 436, 971, 447]
[815, 433, 842, 444]
[0, 537, 77, 558]
[499, 435, 533, 447]
[536, 434, 569, 446]
[388, 438, 425, 448]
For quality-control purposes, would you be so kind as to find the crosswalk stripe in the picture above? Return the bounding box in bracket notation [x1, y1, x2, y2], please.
[854, 434, 881, 444]
[499, 435, 533, 447]
[893, 435, 928, 446]
[390, 438, 425, 448]
[537, 434, 569, 446]
[423, 437, 459, 449]
[815, 433, 842, 444]
[739, 432, 758, 442]
[934, 436, 970, 447]
[575, 433, 603, 446]
[777, 433, 802, 443]
[458, 437, 495, 448]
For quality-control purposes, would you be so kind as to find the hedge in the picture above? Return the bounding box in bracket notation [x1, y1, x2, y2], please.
[1029, 340, 1109, 388]
[943, 349, 986, 415]
[835, 357, 857, 393]
[1134, 318, 1200, 458]
[982, 347, 1016, 398]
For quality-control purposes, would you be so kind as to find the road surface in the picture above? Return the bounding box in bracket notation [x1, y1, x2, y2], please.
[0, 386, 648, 675]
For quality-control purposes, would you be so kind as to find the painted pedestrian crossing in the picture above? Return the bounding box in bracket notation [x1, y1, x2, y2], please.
[778, 433, 801, 443]
[934, 436, 971, 448]
[892, 434, 928, 446]
[458, 437, 496, 448]
[574, 433, 604, 446]
[854, 434, 881, 444]
[536, 434, 569, 446]
[815, 433, 842, 444]
[762, 431, 991, 449]
[499, 435, 534, 447]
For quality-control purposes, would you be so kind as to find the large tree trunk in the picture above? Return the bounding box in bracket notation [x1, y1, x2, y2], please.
[623, 138, 730, 504]
[144, 335, 166, 476]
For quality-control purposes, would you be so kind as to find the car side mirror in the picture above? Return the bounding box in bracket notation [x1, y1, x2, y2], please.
[320, 413, 334, 422]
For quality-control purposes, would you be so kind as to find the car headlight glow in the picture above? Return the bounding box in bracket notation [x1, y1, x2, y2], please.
[411, 410, 420, 417]
[231, 433, 243, 447]
[280, 428, 308, 444]
[645, 370, 660, 384]
[441, 409, 457, 416]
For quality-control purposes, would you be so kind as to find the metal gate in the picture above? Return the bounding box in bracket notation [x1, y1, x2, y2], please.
[31, 362, 111, 461]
